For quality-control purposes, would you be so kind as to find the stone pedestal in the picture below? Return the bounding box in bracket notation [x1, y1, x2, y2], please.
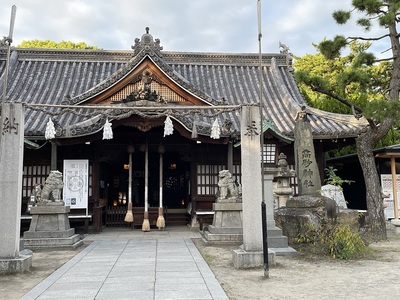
[391, 219, 400, 235]
[232, 247, 275, 269]
[275, 195, 338, 243]
[0, 249, 33, 274]
[203, 202, 243, 244]
[23, 205, 82, 249]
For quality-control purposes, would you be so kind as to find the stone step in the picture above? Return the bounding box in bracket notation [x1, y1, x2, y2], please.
[166, 213, 188, 226]
[23, 234, 83, 249]
[202, 231, 243, 244]
[266, 226, 298, 255]
[269, 247, 298, 256]
[267, 227, 285, 237]
[267, 235, 289, 248]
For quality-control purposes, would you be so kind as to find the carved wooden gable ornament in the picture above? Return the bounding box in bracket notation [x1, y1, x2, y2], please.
[64, 28, 211, 108]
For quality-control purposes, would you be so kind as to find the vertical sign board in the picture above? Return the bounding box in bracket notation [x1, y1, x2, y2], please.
[63, 160, 89, 211]
[381, 174, 400, 219]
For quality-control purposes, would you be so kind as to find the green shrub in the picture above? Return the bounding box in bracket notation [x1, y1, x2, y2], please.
[328, 225, 365, 259]
[294, 222, 318, 244]
[295, 222, 365, 259]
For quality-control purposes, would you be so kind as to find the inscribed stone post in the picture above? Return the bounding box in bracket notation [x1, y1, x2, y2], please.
[240, 105, 263, 251]
[0, 103, 24, 258]
[294, 118, 321, 195]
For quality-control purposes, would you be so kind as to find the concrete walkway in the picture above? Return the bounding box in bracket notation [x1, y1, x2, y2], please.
[21, 227, 229, 300]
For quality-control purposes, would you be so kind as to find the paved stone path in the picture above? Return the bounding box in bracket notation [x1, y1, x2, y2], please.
[21, 228, 228, 300]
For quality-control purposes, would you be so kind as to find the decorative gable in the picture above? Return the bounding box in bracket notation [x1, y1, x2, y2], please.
[64, 28, 214, 108]
[88, 60, 201, 106]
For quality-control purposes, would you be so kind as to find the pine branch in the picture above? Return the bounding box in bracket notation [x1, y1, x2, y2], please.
[347, 34, 390, 41]
[310, 86, 376, 128]
[310, 87, 363, 113]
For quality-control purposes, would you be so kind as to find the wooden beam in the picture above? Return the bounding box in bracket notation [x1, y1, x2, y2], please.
[391, 156, 399, 219]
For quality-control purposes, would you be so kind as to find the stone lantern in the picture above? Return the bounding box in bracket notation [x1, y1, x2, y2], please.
[273, 153, 295, 207]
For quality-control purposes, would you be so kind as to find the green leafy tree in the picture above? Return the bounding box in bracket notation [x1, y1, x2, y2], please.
[17, 39, 100, 50]
[294, 41, 395, 153]
[295, 41, 388, 115]
[295, 0, 400, 241]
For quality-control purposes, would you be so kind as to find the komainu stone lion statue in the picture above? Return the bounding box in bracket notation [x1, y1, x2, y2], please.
[217, 170, 242, 202]
[36, 170, 64, 204]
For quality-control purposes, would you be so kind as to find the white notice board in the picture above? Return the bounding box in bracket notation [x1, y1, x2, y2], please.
[63, 159, 89, 210]
[381, 174, 400, 219]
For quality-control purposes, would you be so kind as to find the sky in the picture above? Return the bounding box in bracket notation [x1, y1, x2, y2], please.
[0, 0, 390, 58]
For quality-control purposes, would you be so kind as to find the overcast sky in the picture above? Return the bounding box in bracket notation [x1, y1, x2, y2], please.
[0, 0, 390, 57]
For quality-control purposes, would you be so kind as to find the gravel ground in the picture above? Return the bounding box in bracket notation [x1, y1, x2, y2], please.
[194, 229, 400, 300]
[2, 229, 400, 300]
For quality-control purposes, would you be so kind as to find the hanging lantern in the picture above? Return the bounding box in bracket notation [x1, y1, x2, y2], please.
[45, 117, 56, 140]
[210, 118, 220, 139]
[164, 115, 174, 137]
[102, 118, 113, 140]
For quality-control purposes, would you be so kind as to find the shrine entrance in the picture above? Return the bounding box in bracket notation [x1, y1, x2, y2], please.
[104, 148, 190, 210]
[97, 124, 193, 228]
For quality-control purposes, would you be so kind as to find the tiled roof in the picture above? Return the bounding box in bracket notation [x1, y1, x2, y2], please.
[0, 43, 367, 140]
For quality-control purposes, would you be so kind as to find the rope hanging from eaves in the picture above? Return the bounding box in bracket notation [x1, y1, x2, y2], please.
[19, 102, 252, 141]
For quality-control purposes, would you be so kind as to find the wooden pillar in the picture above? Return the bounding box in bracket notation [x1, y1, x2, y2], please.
[227, 141, 233, 173]
[390, 156, 399, 219]
[142, 143, 150, 231]
[92, 148, 100, 205]
[51, 141, 57, 170]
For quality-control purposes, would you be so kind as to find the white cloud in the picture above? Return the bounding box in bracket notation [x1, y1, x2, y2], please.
[0, 0, 392, 57]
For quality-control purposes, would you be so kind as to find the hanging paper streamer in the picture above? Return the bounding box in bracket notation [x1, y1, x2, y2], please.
[210, 118, 220, 139]
[45, 117, 56, 140]
[191, 113, 198, 138]
[191, 121, 198, 138]
[164, 115, 174, 137]
[102, 118, 113, 140]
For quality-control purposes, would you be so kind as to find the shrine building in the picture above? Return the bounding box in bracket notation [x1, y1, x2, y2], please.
[0, 28, 367, 230]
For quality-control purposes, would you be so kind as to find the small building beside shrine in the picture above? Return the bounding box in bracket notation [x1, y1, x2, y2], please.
[0, 28, 367, 229]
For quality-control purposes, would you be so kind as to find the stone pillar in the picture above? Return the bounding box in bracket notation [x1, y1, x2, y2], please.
[0, 103, 32, 273]
[294, 118, 321, 195]
[232, 105, 275, 268]
[240, 105, 262, 251]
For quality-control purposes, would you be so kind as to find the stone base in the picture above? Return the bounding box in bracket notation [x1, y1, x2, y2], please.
[202, 225, 243, 245]
[212, 202, 243, 227]
[275, 195, 336, 243]
[232, 247, 276, 269]
[202, 202, 243, 244]
[267, 226, 297, 255]
[23, 228, 75, 239]
[391, 219, 400, 234]
[23, 234, 83, 249]
[23, 205, 82, 249]
[267, 226, 289, 248]
[0, 249, 33, 274]
[29, 205, 71, 232]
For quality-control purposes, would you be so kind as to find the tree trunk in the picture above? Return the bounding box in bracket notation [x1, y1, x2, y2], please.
[356, 131, 387, 241]
[355, 6, 400, 241]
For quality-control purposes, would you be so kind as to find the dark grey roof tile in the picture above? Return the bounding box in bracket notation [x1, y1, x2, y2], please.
[0, 48, 367, 140]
